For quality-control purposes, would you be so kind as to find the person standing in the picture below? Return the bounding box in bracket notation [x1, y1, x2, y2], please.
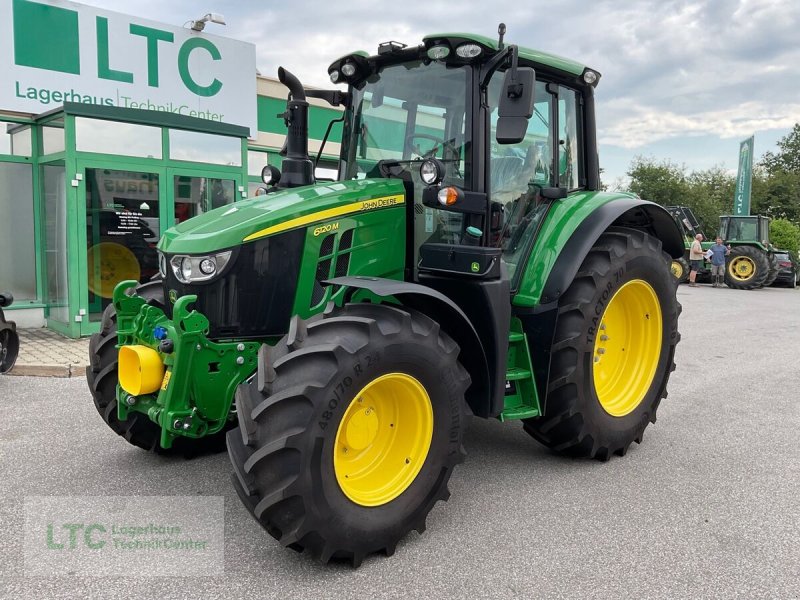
[688, 233, 704, 287]
[707, 236, 731, 287]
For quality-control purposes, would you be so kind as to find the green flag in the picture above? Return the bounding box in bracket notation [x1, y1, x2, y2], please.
[733, 136, 754, 215]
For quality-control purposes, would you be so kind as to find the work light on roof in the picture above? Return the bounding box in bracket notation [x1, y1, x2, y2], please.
[329, 70, 340, 84]
[455, 43, 482, 58]
[341, 62, 357, 77]
[426, 45, 451, 60]
[583, 70, 598, 85]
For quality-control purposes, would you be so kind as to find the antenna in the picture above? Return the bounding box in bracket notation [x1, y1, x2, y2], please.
[498, 23, 506, 50]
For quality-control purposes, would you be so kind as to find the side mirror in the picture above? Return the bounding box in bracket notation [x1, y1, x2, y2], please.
[496, 67, 535, 144]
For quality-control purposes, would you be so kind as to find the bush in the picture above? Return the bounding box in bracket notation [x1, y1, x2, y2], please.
[770, 218, 800, 262]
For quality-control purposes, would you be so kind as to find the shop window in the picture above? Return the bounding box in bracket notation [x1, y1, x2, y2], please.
[247, 150, 270, 176]
[0, 163, 36, 300]
[174, 176, 235, 223]
[75, 118, 161, 158]
[42, 164, 69, 323]
[169, 130, 241, 166]
[42, 119, 66, 155]
[1, 122, 32, 157]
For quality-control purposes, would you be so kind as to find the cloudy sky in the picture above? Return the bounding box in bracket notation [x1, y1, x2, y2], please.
[80, 0, 799, 184]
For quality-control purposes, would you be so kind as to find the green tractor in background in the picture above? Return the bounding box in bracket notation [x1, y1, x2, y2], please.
[667, 206, 777, 289]
[87, 27, 684, 566]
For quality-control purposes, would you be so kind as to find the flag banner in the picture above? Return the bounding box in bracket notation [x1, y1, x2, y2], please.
[733, 136, 754, 215]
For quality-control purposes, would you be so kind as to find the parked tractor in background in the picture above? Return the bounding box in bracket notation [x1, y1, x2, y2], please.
[0, 292, 19, 374]
[87, 27, 684, 566]
[667, 206, 777, 289]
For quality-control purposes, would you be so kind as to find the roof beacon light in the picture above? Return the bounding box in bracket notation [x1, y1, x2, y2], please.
[427, 45, 451, 60]
[455, 43, 482, 59]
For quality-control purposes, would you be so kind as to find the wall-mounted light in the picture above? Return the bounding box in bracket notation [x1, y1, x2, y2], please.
[189, 13, 226, 32]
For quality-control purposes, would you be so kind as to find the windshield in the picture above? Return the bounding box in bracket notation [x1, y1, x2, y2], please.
[341, 60, 470, 185]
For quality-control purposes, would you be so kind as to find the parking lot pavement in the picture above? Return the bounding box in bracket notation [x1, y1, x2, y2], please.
[1, 285, 798, 599]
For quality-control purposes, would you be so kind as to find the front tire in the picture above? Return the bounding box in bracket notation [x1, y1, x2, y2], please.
[227, 303, 468, 566]
[523, 227, 680, 460]
[85, 280, 230, 456]
[670, 256, 690, 284]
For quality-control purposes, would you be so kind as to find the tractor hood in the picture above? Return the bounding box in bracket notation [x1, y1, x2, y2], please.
[159, 178, 406, 255]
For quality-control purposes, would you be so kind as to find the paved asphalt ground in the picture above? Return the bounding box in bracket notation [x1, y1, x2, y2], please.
[1, 284, 798, 599]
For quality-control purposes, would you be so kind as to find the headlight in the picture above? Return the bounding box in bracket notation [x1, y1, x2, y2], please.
[426, 45, 450, 60]
[341, 62, 356, 77]
[158, 252, 167, 278]
[420, 158, 445, 185]
[455, 43, 482, 58]
[170, 251, 232, 283]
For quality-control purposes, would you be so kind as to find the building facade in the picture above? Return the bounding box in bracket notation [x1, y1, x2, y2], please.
[0, 0, 342, 337]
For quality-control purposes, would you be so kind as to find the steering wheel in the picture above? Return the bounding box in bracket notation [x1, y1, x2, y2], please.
[405, 133, 452, 159]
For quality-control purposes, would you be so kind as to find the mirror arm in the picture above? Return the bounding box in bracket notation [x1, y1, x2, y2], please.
[304, 89, 351, 107]
[506, 46, 523, 98]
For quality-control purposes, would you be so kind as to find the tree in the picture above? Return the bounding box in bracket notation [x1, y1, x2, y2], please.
[626, 157, 689, 206]
[760, 124, 800, 175]
[756, 125, 800, 223]
[770, 218, 800, 262]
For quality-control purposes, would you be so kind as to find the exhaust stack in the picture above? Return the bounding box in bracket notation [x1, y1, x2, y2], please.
[277, 67, 315, 188]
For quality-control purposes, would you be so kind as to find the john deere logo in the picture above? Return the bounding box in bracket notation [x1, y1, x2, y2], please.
[11, 0, 223, 97]
[168, 290, 178, 304]
[470, 262, 480, 273]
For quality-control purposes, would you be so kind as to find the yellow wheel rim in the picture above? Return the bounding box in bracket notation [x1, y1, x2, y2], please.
[670, 260, 683, 279]
[728, 256, 755, 281]
[334, 373, 433, 506]
[592, 279, 662, 417]
[87, 242, 141, 299]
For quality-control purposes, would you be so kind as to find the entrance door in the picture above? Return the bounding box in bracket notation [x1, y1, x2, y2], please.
[168, 167, 239, 226]
[80, 165, 166, 333]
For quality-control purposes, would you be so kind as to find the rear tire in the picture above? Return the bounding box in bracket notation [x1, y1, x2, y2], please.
[85, 281, 231, 456]
[764, 254, 780, 287]
[724, 246, 769, 290]
[523, 227, 680, 460]
[227, 303, 468, 566]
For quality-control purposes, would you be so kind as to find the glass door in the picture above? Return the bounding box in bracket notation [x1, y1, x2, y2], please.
[168, 167, 240, 226]
[77, 163, 167, 333]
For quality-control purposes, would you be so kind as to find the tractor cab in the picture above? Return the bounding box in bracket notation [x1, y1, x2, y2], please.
[719, 214, 771, 249]
[325, 32, 600, 285]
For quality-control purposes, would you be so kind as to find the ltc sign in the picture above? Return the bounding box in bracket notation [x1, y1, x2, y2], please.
[0, 0, 257, 135]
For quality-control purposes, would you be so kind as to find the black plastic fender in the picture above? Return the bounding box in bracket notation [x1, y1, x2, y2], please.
[327, 276, 492, 418]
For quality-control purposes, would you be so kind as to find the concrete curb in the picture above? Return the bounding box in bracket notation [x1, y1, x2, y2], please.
[7, 364, 87, 378]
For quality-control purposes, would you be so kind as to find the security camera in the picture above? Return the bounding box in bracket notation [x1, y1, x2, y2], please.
[190, 13, 226, 31]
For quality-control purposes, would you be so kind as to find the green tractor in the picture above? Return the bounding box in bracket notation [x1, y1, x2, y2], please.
[718, 214, 778, 289]
[87, 28, 684, 566]
[667, 206, 777, 289]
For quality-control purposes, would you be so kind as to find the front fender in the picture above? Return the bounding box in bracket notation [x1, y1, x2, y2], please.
[327, 276, 493, 418]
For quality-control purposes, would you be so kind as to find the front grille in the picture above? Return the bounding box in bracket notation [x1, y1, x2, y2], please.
[162, 228, 305, 340]
[309, 229, 354, 310]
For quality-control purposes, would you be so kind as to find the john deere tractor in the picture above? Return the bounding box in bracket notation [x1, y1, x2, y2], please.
[87, 28, 683, 566]
[667, 206, 777, 289]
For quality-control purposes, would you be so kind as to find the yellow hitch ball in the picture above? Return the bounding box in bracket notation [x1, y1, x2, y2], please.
[119, 345, 165, 396]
